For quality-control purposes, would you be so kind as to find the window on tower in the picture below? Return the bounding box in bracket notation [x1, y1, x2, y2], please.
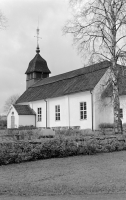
[36, 72, 42, 79]
[27, 74, 30, 80]
[30, 73, 33, 79]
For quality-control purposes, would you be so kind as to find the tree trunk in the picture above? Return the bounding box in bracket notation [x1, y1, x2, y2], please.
[111, 12, 122, 134]
[111, 61, 122, 134]
[112, 81, 122, 134]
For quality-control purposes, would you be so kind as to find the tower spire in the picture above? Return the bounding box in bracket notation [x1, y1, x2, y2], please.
[36, 26, 40, 53]
[34, 18, 42, 54]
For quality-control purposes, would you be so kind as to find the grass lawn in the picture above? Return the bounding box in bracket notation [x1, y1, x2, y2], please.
[0, 151, 126, 199]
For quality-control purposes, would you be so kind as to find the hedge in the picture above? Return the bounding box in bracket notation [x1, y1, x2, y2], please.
[0, 134, 126, 166]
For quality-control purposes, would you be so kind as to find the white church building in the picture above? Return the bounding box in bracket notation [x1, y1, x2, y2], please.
[7, 40, 126, 130]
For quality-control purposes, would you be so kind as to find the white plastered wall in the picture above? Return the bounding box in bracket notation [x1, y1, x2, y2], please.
[19, 115, 35, 127]
[68, 91, 92, 129]
[7, 105, 19, 128]
[92, 67, 126, 129]
[29, 91, 92, 129]
[100, 95, 126, 125]
[93, 68, 111, 129]
[48, 96, 69, 128]
[29, 100, 46, 128]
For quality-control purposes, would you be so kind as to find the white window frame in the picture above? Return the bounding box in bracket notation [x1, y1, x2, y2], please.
[55, 105, 60, 121]
[38, 107, 42, 121]
[80, 102, 87, 120]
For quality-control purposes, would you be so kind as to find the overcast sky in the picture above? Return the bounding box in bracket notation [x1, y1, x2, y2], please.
[0, 0, 84, 115]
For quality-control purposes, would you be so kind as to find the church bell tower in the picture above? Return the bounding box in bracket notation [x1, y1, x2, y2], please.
[25, 27, 51, 89]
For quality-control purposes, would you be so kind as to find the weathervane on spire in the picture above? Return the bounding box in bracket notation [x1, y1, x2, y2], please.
[34, 18, 42, 54]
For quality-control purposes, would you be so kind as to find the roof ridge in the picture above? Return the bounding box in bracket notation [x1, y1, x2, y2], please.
[31, 60, 110, 88]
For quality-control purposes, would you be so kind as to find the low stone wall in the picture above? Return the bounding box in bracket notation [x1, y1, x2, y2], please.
[75, 134, 126, 152]
[0, 128, 56, 142]
[52, 126, 80, 130]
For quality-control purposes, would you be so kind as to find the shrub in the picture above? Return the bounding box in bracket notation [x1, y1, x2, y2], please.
[0, 138, 97, 165]
[0, 134, 126, 166]
[38, 135, 54, 139]
[99, 123, 114, 129]
[18, 125, 36, 130]
[0, 120, 7, 129]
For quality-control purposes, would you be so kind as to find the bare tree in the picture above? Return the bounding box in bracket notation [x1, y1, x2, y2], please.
[4, 94, 20, 113]
[63, 0, 126, 134]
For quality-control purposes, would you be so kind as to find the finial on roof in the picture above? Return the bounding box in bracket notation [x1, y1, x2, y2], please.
[36, 27, 40, 53]
[34, 18, 42, 54]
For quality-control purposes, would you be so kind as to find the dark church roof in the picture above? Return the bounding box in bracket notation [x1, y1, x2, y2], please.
[13, 105, 36, 115]
[25, 53, 51, 74]
[17, 60, 111, 103]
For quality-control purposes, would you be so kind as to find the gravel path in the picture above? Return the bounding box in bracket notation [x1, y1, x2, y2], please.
[0, 151, 126, 199]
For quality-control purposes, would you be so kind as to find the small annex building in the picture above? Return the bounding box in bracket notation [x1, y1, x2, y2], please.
[7, 104, 36, 128]
[7, 39, 126, 130]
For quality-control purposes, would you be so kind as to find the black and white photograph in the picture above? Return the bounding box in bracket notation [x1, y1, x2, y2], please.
[0, 0, 126, 199]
